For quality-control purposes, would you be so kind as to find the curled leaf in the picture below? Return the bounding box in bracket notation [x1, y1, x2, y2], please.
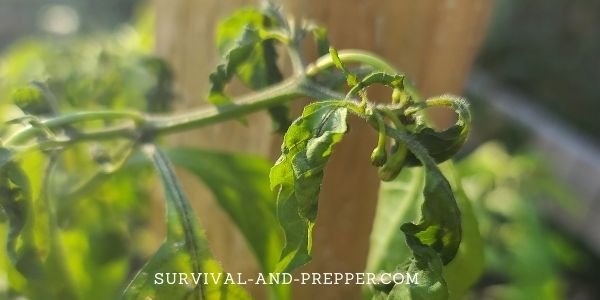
[329, 47, 358, 87]
[0, 148, 45, 279]
[385, 126, 462, 265]
[308, 25, 330, 56]
[405, 95, 471, 166]
[347, 72, 405, 98]
[385, 236, 448, 300]
[210, 7, 290, 132]
[270, 101, 348, 272]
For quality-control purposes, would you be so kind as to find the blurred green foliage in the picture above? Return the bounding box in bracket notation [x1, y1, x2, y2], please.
[0, 6, 176, 299]
[455, 143, 596, 300]
[1, 1, 597, 299]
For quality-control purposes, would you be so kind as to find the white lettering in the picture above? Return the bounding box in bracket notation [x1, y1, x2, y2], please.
[154, 273, 164, 284]
[255, 273, 266, 284]
[406, 272, 419, 284]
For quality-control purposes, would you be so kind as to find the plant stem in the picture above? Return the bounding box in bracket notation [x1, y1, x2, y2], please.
[149, 77, 346, 134]
[147, 76, 303, 134]
[3, 50, 396, 150]
[3, 76, 347, 149]
[4, 111, 144, 146]
[306, 49, 421, 100]
[306, 49, 399, 75]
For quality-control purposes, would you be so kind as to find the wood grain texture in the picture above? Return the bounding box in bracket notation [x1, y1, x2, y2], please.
[154, 0, 493, 298]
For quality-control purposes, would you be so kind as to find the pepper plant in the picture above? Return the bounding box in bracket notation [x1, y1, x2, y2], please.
[0, 2, 479, 300]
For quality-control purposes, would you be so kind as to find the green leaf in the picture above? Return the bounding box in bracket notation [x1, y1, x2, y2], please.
[270, 101, 348, 272]
[440, 163, 484, 300]
[366, 168, 424, 274]
[309, 26, 330, 57]
[405, 96, 471, 166]
[210, 7, 290, 132]
[0, 148, 45, 280]
[386, 125, 462, 265]
[122, 146, 250, 300]
[400, 165, 461, 265]
[329, 47, 358, 87]
[209, 25, 262, 105]
[385, 236, 448, 300]
[143, 57, 175, 113]
[11, 85, 52, 116]
[347, 72, 405, 98]
[367, 98, 468, 300]
[368, 163, 483, 299]
[165, 148, 289, 299]
[211, 7, 284, 93]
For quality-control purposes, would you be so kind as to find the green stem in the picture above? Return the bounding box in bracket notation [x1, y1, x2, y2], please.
[43, 156, 78, 299]
[287, 20, 306, 75]
[3, 76, 348, 150]
[306, 49, 399, 75]
[3, 49, 397, 150]
[306, 49, 421, 101]
[4, 111, 143, 146]
[148, 77, 303, 134]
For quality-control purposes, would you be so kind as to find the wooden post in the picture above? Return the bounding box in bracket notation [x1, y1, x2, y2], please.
[154, 0, 493, 298]
[154, 1, 273, 298]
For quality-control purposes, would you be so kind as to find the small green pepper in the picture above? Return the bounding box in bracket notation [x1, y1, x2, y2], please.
[370, 146, 387, 167]
[370, 112, 388, 167]
[378, 142, 407, 181]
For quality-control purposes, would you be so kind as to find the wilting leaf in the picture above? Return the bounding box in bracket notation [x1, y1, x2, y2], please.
[0, 150, 78, 300]
[210, 7, 290, 132]
[400, 165, 461, 265]
[378, 108, 464, 266]
[310, 26, 330, 57]
[0, 150, 38, 277]
[367, 168, 424, 274]
[212, 10, 282, 95]
[347, 72, 405, 98]
[441, 185, 484, 299]
[385, 236, 448, 300]
[122, 146, 250, 300]
[367, 163, 483, 300]
[329, 47, 358, 87]
[270, 101, 348, 272]
[405, 96, 471, 166]
[366, 126, 462, 300]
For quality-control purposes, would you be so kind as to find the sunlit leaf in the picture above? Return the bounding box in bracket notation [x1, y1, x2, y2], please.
[270, 100, 348, 272]
[0, 149, 42, 279]
[210, 7, 290, 132]
[368, 162, 483, 300]
[122, 146, 250, 300]
[11, 85, 53, 116]
[405, 96, 471, 166]
[366, 126, 462, 300]
[347, 72, 405, 98]
[211, 7, 284, 125]
[166, 148, 289, 299]
[385, 236, 448, 300]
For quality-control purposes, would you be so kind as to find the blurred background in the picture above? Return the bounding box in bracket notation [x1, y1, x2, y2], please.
[1, 0, 599, 299]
